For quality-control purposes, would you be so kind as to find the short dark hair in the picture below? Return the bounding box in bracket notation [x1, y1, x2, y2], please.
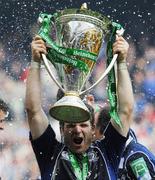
[96, 106, 111, 135]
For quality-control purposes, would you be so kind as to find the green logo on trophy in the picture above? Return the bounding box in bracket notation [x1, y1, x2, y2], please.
[37, 3, 124, 123]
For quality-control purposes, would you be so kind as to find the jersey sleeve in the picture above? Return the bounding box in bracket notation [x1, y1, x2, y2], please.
[30, 125, 61, 177]
[102, 122, 128, 174]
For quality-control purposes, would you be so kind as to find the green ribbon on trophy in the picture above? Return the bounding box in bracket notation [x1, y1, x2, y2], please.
[106, 22, 123, 127]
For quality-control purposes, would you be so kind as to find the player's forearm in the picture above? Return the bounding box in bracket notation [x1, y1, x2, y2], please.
[117, 62, 134, 130]
[25, 64, 42, 113]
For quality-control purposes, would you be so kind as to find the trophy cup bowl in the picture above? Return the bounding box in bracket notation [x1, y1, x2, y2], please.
[38, 3, 124, 123]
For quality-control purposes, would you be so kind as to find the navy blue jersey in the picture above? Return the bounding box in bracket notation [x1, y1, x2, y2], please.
[118, 132, 155, 179]
[30, 123, 127, 180]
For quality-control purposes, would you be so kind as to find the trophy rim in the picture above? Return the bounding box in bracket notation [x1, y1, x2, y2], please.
[54, 8, 112, 31]
[55, 14, 110, 33]
[55, 8, 111, 22]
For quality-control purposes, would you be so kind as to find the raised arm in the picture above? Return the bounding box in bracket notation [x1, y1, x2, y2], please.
[111, 36, 134, 137]
[25, 35, 49, 139]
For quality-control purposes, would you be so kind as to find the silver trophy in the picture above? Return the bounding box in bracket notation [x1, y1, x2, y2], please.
[38, 3, 124, 123]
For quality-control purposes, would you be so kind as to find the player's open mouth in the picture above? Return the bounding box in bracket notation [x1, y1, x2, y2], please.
[73, 137, 83, 145]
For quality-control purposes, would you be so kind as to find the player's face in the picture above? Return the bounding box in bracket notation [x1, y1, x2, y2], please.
[62, 121, 94, 154]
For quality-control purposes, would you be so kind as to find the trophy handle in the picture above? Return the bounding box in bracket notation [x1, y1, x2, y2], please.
[41, 54, 65, 93]
[79, 53, 118, 95]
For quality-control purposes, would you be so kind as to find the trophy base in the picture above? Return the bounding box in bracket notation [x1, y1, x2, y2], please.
[49, 95, 90, 123]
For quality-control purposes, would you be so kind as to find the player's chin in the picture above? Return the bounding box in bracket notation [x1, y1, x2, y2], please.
[73, 145, 89, 154]
[73, 148, 85, 154]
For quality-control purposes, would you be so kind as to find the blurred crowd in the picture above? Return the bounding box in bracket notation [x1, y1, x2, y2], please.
[0, 34, 155, 179]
